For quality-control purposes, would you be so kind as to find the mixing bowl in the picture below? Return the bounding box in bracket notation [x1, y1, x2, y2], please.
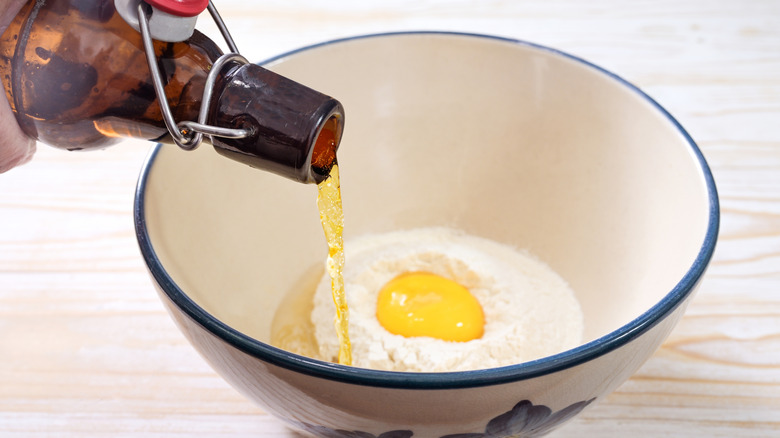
[134, 32, 718, 437]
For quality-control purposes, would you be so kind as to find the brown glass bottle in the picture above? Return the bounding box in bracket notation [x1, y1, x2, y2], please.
[0, 0, 343, 183]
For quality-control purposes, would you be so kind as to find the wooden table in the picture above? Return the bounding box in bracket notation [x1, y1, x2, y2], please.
[1, 0, 778, 436]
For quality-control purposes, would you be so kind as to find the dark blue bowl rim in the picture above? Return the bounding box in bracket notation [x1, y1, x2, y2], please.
[134, 31, 720, 390]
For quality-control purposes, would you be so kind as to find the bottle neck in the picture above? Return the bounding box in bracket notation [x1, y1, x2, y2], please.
[209, 61, 344, 184]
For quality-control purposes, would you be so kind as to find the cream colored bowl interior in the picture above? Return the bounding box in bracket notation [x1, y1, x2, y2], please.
[142, 34, 710, 350]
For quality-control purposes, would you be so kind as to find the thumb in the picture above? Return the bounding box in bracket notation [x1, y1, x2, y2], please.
[0, 93, 36, 173]
[0, 0, 37, 173]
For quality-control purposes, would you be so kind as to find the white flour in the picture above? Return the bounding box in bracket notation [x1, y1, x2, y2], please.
[310, 227, 584, 372]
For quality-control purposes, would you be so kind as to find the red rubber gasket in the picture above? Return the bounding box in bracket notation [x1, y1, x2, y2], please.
[145, 0, 209, 17]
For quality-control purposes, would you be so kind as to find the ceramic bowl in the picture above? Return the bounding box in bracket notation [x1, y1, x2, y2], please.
[134, 32, 718, 437]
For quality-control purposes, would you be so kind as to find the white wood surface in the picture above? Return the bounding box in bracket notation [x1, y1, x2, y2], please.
[1, 0, 779, 436]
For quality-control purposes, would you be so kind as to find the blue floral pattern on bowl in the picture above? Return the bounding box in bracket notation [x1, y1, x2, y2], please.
[441, 398, 596, 438]
[294, 423, 413, 438]
[292, 398, 596, 438]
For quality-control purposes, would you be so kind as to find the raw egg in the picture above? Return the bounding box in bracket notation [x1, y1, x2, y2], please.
[376, 271, 484, 342]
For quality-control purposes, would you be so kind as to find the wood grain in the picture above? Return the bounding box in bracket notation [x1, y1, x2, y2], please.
[1, 0, 779, 436]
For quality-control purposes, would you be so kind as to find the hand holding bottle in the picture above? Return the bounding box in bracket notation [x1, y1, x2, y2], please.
[0, 0, 35, 173]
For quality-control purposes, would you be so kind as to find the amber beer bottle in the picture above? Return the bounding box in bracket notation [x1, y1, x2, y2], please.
[0, 0, 343, 183]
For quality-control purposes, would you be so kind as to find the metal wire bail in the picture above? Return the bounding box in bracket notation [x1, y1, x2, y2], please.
[136, 1, 251, 151]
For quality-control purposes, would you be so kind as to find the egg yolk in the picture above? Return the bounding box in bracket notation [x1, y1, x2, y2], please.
[376, 272, 484, 342]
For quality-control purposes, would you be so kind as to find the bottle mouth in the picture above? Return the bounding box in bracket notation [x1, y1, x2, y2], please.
[309, 110, 344, 184]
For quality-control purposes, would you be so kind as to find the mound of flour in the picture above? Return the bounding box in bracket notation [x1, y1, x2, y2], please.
[311, 228, 583, 372]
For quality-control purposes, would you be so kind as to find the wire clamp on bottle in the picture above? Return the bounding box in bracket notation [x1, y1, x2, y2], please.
[132, 0, 251, 150]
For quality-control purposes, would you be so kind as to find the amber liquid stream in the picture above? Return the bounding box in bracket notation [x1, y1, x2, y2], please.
[316, 164, 352, 365]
